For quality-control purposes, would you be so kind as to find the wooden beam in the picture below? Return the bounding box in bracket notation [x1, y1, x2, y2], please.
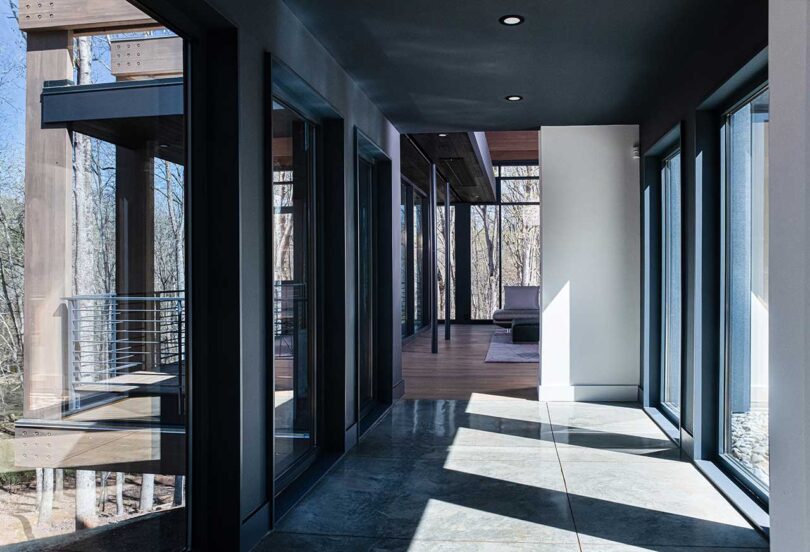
[19, 0, 159, 32]
[111, 36, 183, 80]
[23, 31, 73, 417]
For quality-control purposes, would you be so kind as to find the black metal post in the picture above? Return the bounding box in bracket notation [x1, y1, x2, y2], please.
[444, 181, 451, 340]
[430, 164, 438, 354]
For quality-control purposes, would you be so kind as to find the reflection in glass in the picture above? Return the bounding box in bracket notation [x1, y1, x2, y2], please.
[413, 194, 426, 330]
[3, 19, 187, 547]
[400, 186, 408, 336]
[661, 151, 682, 417]
[723, 88, 769, 489]
[358, 159, 375, 416]
[272, 101, 315, 478]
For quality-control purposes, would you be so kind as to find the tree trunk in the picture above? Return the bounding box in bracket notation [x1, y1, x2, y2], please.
[75, 469, 97, 530]
[55, 468, 64, 500]
[38, 468, 54, 525]
[35, 467, 43, 510]
[116, 472, 125, 515]
[73, 36, 97, 297]
[173, 475, 184, 507]
[98, 471, 109, 512]
[139, 473, 155, 512]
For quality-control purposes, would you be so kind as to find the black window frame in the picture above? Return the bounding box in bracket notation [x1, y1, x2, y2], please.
[466, 160, 540, 321]
[268, 95, 324, 496]
[400, 176, 430, 339]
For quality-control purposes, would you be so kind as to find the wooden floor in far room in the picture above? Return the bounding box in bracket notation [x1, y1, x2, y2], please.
[402, 324, 538, 400]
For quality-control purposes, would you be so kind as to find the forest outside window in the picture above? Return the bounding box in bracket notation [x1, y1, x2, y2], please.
[470, 163, 540, 320]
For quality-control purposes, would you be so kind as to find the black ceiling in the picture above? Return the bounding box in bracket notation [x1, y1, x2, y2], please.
[282, 0, 767, 133]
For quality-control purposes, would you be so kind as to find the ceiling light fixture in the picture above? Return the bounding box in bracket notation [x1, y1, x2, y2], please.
[499, 15, 524, 26]
[505, 95, 523, 102]
[438, 133, 448, 137]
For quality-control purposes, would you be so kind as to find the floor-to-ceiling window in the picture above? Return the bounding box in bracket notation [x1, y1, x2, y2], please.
[0, 5, 189, 546]
[413, 192, 427, 330]
[661, 150, 682, 420]
[272, 99, 318, 485]
[437, 205, 456, 320]
[470, 163, 540, 320]
[401, 180, 429, 338]
[470, 205, 500, 319]
[499, 165, 541, 300]
[357, 157, 376, 419]
[721, 86, 769, 494]
[401, 186, 408, 336]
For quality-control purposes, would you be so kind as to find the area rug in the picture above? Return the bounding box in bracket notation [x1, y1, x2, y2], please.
[485, 330, 540, 363]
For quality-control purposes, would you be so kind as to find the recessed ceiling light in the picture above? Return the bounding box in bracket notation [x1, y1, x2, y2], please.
[499, 15, 524, 26]
[505, 95, 523, 102]
[438, 133, 448, 137]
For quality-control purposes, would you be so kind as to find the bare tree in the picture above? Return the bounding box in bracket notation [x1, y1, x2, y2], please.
[37, 468, 54, 525]
[115, 472, 125, 515]
[139, 473, 155, 513]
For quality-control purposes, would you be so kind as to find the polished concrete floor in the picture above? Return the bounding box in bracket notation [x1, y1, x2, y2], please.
[257, 397, 768, 551]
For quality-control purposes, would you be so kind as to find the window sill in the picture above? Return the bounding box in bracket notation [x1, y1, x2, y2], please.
[643, 406, 680, 443]
[693, 459, 770, 538]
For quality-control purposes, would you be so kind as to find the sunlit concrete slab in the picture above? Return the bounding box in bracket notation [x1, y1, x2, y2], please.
[259, 400, 767, 550]
[580, 546, 767, 552]
[275, 455, 578, 544]
[563, 462, 767, 547]
[259, 533, 579, 551]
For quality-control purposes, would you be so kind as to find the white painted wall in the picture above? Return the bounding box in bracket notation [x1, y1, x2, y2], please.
[769, 1, 810, 549]
[540, 126, 640, 401]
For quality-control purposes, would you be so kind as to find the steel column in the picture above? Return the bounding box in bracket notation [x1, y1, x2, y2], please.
[430, 164, 438, 354]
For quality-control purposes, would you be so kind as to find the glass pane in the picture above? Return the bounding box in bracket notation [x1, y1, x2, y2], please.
[724, 89, 769, 489]
[358, 160, 375, 413]
[500, 179, 540, 203]
[470, 206, 500, 319]
[437, 206, 455, 320]
[273, 101, 315, 477]
[413, 195, 426, 330]
[661, 151, 682, 416]
[2, 11, 187, 547]
[400, 186, 408, 336]
[499, 165, 540, 178]
[501, 205, 540, 295]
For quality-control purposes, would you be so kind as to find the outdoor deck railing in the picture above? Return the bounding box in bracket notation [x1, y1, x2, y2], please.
[65, 292, 185, 410]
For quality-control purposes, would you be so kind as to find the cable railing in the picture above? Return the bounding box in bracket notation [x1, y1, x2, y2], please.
[65, 292, 185, 411]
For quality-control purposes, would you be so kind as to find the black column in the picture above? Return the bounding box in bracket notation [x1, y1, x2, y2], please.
[429, 164, 438, 354]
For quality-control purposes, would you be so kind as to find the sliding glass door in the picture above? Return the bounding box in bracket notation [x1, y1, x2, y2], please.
[661, 150, 682, 419]
[721, 87, 770, 494]
[401, 180, 429, 338]
[357, 158, 376, 418]
[272, 99, 318, 483]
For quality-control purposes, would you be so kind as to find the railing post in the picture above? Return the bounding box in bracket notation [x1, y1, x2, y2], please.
[67, 298, 77, 410]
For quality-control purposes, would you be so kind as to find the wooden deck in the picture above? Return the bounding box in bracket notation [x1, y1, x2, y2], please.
[402, 325, 538, 400]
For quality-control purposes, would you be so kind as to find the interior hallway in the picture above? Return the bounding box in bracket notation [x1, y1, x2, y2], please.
[257, 397, 768, 550]
[402, 325, 538, 400]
